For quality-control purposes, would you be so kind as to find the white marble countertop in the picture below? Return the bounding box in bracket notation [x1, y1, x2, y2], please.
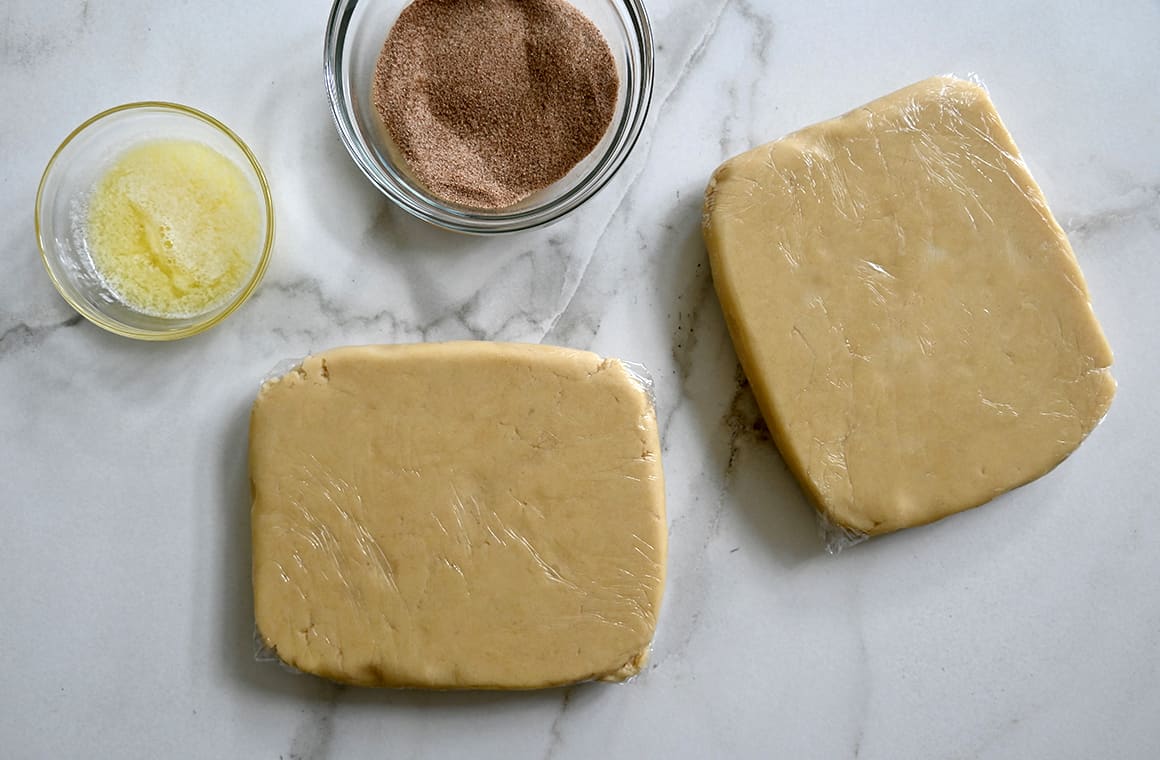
[4, 1, 1159, 757]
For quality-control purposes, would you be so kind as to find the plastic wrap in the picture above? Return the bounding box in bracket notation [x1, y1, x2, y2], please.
[249, 342, 666, 688]
[703, 75, 1115, 550]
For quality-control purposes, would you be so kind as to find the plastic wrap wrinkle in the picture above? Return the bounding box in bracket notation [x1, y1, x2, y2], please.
[702, 75, 1115, 543]
[819, 514, 869, 555]
[619, 360, 656, 405]
[260, 355, 308, 385]
[249, 342, 667, 688]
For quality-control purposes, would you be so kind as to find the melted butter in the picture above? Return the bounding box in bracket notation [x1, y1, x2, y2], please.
[86, 139, 262, 318]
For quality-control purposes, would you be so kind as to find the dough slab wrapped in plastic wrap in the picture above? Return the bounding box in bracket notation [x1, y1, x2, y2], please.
[249, 342, 666, 688]
[702, 76, 1115, 545]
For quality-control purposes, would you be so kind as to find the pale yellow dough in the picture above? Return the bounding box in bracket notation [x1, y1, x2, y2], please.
[703, 76, 1115, 535]
[250, 342, 666, 688]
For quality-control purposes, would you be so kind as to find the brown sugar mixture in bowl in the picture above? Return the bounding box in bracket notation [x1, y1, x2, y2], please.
[371, 0, 620, 210]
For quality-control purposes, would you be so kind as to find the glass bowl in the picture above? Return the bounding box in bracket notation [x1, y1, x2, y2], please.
[324, 0, 653, 234]
[35, 102, 275, 341]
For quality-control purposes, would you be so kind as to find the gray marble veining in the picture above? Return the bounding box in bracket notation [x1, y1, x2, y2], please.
[3, 1, 1159, 758]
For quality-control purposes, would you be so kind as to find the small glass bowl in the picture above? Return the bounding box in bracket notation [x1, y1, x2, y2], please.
[324, 0, 654, 234]
[35, 102, 275, 341]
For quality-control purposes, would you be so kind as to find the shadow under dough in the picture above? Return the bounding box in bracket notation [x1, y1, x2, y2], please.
[656, 191, 822, 566]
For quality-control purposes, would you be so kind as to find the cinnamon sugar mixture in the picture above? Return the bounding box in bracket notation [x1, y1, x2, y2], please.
[372, 0, 619, 210]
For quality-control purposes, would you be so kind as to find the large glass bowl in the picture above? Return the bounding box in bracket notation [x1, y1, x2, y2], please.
[324, 0, 653, 234]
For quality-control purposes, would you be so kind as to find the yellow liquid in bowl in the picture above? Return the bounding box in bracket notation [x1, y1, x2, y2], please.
[86, 139, 262, 318]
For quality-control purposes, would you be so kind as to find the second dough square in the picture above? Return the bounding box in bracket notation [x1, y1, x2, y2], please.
[250, 342, 667, 689]
[703, 76, 1115, 536]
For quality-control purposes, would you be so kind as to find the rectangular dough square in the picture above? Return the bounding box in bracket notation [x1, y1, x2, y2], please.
[703, 76, 1115, 535]
[250, 343, 666, 688]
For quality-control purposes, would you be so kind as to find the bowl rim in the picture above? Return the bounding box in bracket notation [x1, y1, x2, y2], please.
[324, 0, 654, 234]
[35, 100, 276, 341]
